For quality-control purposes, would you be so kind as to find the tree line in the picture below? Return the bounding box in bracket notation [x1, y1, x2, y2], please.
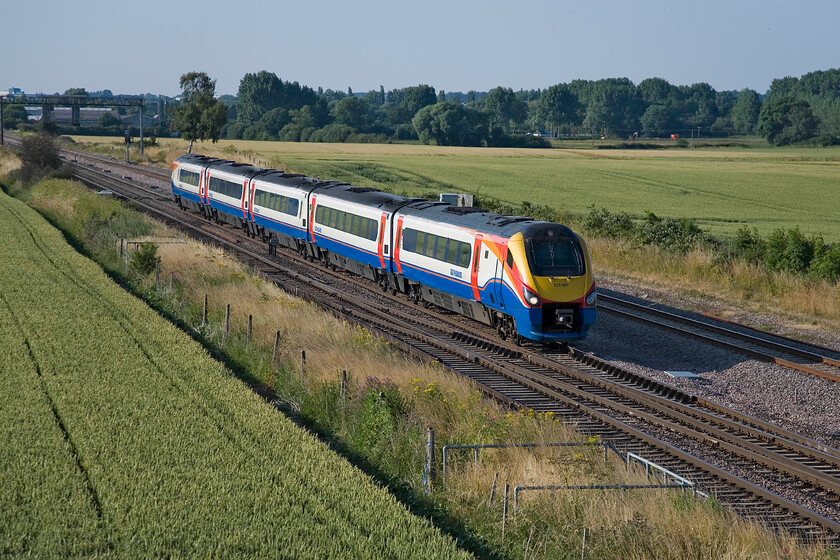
[5, 69, 838, 148]
[185, 68, 840, 148]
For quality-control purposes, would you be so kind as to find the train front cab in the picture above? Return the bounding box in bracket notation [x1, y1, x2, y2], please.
[506, 224, 596, 342]
[171, 155, 218, 214]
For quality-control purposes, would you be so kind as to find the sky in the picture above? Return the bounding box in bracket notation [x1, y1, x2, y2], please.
[2, 0, 838, 97]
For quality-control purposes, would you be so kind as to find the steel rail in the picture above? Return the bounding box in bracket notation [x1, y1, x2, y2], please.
[599, 293, 840, 383]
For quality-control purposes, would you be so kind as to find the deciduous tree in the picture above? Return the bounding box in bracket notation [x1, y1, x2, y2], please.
[484, 86, 527, 132]
[730, 89, 761, 135]
[412, 102, 486, 146]
[236, 71, 316, 124]
[758, 96, 819, 145]
[172, 72, 227, 153]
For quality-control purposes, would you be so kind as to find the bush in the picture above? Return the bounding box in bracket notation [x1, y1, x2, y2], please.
[582, 205, 635, 239]
[636, 212, 707, 254]
[19, 134, 63, 185]
[764, 227, 816, 274]
[128, 243, 158, 276]
[809, 244, 840, 281]
[730, 226, 766, 264]
[815, 133, 840, 147]
[308, 124, 355, 143]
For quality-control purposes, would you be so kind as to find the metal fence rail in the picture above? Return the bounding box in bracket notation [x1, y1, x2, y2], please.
[441, 441, 623, 483]
[513, 483, 693, 515]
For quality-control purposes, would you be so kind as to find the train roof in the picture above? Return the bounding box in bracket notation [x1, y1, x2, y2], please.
[316, 184, 424, 213]
[253, 169, 324, 193]
[207, 159, 264, 177]
[174, 153, 227, 167]
[398, 201, 563, 238]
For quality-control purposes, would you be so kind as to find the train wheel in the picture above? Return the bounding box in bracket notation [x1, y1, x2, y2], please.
[499, 316, 517, 343]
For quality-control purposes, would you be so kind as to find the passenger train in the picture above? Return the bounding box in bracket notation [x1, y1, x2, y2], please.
[171, 154, 597, 343]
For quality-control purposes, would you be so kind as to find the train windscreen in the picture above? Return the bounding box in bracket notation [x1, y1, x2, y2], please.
[523, 227, 585, 277]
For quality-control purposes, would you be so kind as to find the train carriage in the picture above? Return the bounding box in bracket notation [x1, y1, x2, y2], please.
[170, 154, 222, 214]
[309, 186, 420, 282]
[247, 171, 315, 248]
[393, 203, 596, 342]
[204, 160, 263, 228]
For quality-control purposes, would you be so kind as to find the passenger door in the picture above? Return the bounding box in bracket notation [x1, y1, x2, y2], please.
[494, 242, 508, 309]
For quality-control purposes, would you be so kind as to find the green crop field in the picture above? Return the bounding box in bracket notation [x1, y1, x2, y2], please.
[161, 139, 840, 243]
[0, 189, 471, 559]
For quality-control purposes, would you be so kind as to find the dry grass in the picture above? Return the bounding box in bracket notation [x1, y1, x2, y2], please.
[444, 455, 826, 559]
[589, 237, 840, 334]
[0, 147, 20, 176]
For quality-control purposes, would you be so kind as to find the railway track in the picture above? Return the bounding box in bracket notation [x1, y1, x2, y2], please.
[8, 137, 840, 542]
[599, 291, 840, 383]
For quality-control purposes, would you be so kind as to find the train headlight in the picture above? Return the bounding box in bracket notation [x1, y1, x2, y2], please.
[522, 286, 541, 307]
[585, 288, 597, 307]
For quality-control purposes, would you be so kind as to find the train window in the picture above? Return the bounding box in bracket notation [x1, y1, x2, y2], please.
[179, 169, 200, 187]
[416, 231, 427, 255]
[459, 243, 471, 268]
[402, 228, 418, 252]
[253, 190, 298, 217]
[524, 232, 585, 277]
[436, 237, 448, 261]
[403, 228, 472, 268]
[209, 177, 242, 199]
[313, 205, 377, 241]
[446, 240, 458, 264]
[506, 249, 514, 268]
[424, 235, 437, 258]
[365, 218, 378, 241]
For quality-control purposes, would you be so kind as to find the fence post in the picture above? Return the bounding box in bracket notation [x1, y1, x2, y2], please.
[300, 350, 306, 374]
[340, 370, 347, 406]
[247, 314, 252, 344]
[202, 294, 208, 326]
[489, 472, 499, 505]
[426, 427, 436, 490]
[155, 259, 160, 289]
[580, 527, 588, 560]
[502, 484, 509, 539]
[272, 331, 281, 364]
[224, 304, 230, 338]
